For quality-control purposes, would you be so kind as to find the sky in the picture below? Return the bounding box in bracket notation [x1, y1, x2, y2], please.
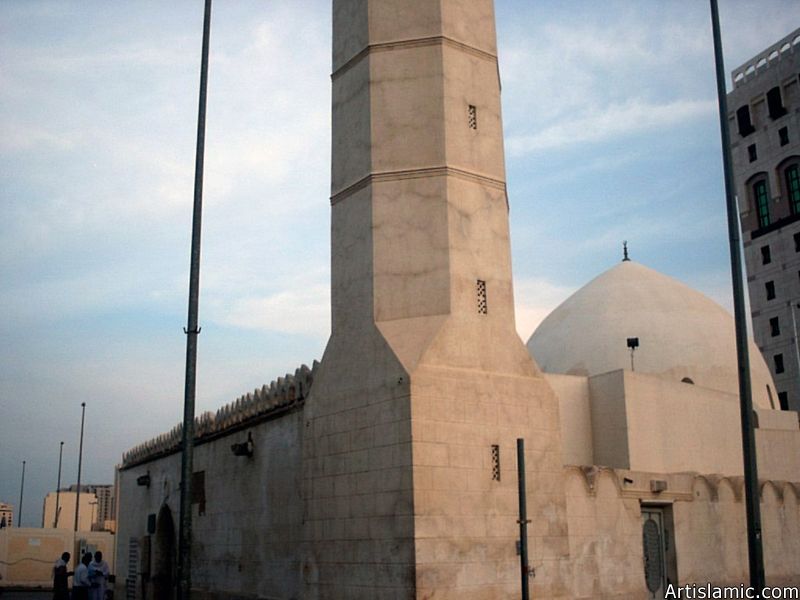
[1, 1, 799, 527]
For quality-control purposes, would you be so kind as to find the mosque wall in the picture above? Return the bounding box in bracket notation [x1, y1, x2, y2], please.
[563, 467, 800, 597]
[114, 391, 800, 600]
[545, 374, 593, 466]
[116, 366, 312, 600]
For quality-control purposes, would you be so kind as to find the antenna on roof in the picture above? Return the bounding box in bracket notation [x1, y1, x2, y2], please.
[622, 241, 630, 262]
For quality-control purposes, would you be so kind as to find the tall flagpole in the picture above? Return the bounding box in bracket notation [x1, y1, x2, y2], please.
[178, 1, 212, 598]
[709, 0, 765, 590]
[17, 460, 25, 527]
[74, 402, 86, 532]
[55, 441, 64, 528]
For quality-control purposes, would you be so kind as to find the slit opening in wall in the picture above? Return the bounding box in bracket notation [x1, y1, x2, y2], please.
[468, 104, 477, 130]
[477, 279, 487, 314]
[491, 444, 500, 481]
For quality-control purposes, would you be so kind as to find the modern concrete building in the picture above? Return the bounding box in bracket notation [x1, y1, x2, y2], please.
[114, 3, 800, 599]
[42, 490, 97, 532]
[729, 28, 800, 412]
[0, 503, 12, 529]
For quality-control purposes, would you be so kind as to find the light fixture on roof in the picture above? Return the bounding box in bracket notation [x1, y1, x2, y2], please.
[627, 337, 639, 371]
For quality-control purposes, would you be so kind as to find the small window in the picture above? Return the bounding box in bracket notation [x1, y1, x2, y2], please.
[765, 280, 775, 300]
[754, 180, 770, 228]
[774, 353, 785, 374]
[767, 86, 787, 120]
[786, 164, 800, 215]
[468, 105, 477, 130]
[476, 279, 487, 314]
[794, 232, 800, 251]
[681, 377, 694, 385]
[778, 391, 789, 411]
[491, 444, 500, 481]
[779, 127, 789, 146]
[761, 245, 771, 264]
[770, 316, 780, 337]
[737, 105, 755, 136]
[747, 144, 757, 162]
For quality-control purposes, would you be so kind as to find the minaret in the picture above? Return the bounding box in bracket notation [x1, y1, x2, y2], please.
[303, 2, 569, 597]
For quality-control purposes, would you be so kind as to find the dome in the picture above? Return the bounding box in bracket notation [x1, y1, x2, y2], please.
[526, 261, 776, 409]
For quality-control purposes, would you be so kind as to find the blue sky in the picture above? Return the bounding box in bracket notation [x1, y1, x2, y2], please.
[1, 1, 798, 526]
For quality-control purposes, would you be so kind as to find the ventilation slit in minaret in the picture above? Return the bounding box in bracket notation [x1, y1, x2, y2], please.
[491, 445, 500, 481]
[477, 279, 487, 314]
[468, 104, 477, 130]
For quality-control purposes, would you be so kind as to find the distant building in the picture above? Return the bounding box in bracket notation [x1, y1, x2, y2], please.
[0, 502, 12, 528]
[728, 27, 800, 412]
[67, 484, 115, 530]
[42, 490, 95, 531]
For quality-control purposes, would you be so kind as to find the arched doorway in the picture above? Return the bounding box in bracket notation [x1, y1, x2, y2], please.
[153, 504, 176, 600]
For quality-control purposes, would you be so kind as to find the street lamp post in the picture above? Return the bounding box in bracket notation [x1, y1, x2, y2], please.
[89, 500, 98, 531]
[178, 2, 213, 598]
[55, 441, 64, 528]
[17, 460, 26, 527]
[790, 302, 800, 410]
[709, 0, 765, 589]
[74, 402, 86, 532]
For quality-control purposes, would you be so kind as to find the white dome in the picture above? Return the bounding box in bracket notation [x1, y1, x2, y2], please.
[526, 261, 776, 409]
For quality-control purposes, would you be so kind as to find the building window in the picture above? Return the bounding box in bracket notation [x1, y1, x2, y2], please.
[774, 353, 784, 374]
[779, 127, 789, 146]
[754, 180, 770, 228]
[770, 316, 780, 337]
[476, 279, 487, 314]
[767, 86, 787, 120]
[761, 244, 771, 264]
[778, 391, 789, 411]
[737, 105, 755, 136]
[491, 445, 500, 481]
[765, 280, 775, 300]
[786, 164, 800, 215]
[794, 232, 800, 251]
[468, 105, 477, 130]
[748, 144, 757, 162]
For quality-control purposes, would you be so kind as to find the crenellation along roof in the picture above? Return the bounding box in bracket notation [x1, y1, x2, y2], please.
[120, 360, 319, 469]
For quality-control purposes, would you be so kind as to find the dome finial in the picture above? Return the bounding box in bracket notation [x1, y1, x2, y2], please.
[622, 240, 630, 262]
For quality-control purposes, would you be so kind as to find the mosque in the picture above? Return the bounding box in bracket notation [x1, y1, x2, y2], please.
[115, 1, 800, 599]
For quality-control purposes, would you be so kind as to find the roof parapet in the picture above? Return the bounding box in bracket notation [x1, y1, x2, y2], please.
[731, 27, 800, 89]
[121, 360, 319, 467]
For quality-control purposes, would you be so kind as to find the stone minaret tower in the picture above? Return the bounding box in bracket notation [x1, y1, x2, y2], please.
[304, 2, 569, 597]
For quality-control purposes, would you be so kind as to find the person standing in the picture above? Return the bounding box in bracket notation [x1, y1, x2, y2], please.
[72, 552, 92, 600]
[52, 552, 72, 600]
[89, 550, 110, 600]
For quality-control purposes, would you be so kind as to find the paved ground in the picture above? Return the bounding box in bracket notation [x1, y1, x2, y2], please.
[0, 592, 51, 600]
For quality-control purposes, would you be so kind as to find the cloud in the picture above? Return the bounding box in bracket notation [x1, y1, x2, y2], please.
[507, 98, 716, 156]
[514, 276, 576, 340]
[220, 284, 331, 339]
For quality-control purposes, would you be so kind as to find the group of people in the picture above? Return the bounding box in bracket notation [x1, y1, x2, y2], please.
[53, 550, 110, 600]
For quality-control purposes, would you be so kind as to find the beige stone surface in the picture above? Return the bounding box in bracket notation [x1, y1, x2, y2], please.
[116, 407, 305, 599]
[41, 491, 97, 531]
[545, 374, 593, 467]
[0, 528, 114, 587]
[528, 260, 776, 408]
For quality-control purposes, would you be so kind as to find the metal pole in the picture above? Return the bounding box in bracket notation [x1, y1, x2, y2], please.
[791, 303, 800, 406]
[709, 0, 765, 590]
[74, 402, 86, 532]
[55, 441, 64, 528]
[17, 460, 25, 527]
[178, 2, 212, 598]
[517, 439, 530, 600]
